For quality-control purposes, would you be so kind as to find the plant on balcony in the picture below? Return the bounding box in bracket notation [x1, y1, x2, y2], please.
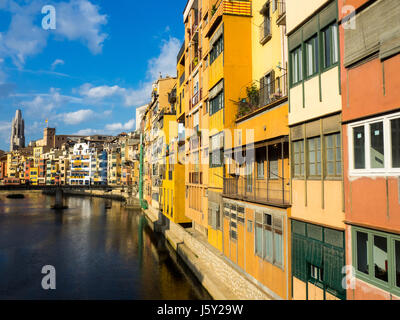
[235, 84, 260, 119]
[211, 5, 217, 17]
[193, 56, 199, 67]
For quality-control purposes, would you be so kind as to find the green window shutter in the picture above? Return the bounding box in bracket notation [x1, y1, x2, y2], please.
[292, 235, 308, 282]
[307, 240, 323, 268]
[323, 246, 345, 295]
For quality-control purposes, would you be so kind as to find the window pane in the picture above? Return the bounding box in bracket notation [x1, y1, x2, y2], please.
[370, 122, 384, 168]
[324, 27, 331, 68]
[255, 225, 263, 256]
[264, 227, 273, 261]
[396, 240, 400, 288]
[274, 230, 283, 266]
[391, 118, 400, 168]
[357, 231, 369, 275]
[373, 235, 388, 282]
[353, 126, 365, 169]
[332, 24, 339, 64]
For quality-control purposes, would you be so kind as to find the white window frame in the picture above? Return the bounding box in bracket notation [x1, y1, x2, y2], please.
[348, 111, 400, 176]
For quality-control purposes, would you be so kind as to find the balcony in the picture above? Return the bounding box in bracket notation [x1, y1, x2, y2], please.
[259, 18, 272, 44]
[179, 72, 185, 86]
[223, 176, 290, 207]
[189, 172, 203, 184]
[237, 73, 287, 120]
[191, 88, 202, 109]
[276, 1, 286, 26]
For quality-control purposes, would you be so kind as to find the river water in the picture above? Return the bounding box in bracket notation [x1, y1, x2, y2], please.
[0, 191, 211, 300]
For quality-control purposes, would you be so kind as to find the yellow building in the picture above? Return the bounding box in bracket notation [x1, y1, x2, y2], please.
[159, 84, 191, 224]
[205, 0, 253, 250]
[287, 0, 345, 300]
[29, 167, 38, 185]
[220, 0, 291, 300]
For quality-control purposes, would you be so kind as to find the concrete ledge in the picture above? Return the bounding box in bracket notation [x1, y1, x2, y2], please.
[142, 205, 273, 300]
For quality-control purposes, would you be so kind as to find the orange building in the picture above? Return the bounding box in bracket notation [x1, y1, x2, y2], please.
[339, 0, 400, 300]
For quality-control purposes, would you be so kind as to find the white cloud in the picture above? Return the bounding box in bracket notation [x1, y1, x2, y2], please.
[19, 88, 83, 116]
[79, 83, 125, 99]
[55, 0, 108, 54]
[51, 59, 65, 70]
[58, 109, 94, 125]
[76, 37, 181, 108]
[147, 37, 180, 80]
[0, 121, 11, 151]
[105, 118, 135, 132]
[0, 0, 108, 67]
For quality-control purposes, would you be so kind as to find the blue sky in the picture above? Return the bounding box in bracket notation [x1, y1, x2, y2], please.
[0, 0, 186, 151]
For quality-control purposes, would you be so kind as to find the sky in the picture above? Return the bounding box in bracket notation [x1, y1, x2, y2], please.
[0, 0, 186, 151]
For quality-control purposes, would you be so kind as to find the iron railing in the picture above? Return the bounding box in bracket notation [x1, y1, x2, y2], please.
[223, 175, 290, 206]
[259, 18, 271, 43]
[277, 1, 286, 20]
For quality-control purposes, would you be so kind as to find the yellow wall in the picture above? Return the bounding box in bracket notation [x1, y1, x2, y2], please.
[286, 0, 330, 33]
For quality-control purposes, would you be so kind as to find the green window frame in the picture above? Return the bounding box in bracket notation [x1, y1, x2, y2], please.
[292, 220, 346, 299]
[305, 34, 319, 78]
[292, 140, 305, 178]
[307, 136, 321, 177]
[322, 23, 339, 70]
[352, 226, 400, 297]
[209, 90, 224, 116]
[210, 35, 223, 65]
[290, 46, 303, 86]
[325, 132, 342, 177]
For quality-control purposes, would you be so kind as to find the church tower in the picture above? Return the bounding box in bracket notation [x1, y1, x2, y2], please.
[10, 109, 25, 151]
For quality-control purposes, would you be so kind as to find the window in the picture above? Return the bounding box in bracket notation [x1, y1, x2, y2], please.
[370, 122, 384, 168]
[395, 240, 400, 288]
[325, 133, 342, 177]
[322, 23, 339, 69]
[256, 148, 265, 179]
[310, 265, 323, 282]
[391, 118, 400, 168]
[293, 140, 304, 177]
[356, 231, 369, 275]
[307, 136, 321, 177]
[305, 34, 319, 77]
[353, 126, 365, 169]
[209, 90, 224, 116]
[210, 36, 223, 65]
[268, 145, 279, 180]
[373, 235, 388, 282]
[349, 113, 400, 174]
[247, 220, 253, 233]
[255, 212, 284, 268]
[353, 227, 400, 295]
[291, 46, 303, 85]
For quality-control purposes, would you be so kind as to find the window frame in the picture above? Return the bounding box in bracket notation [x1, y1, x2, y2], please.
[305, 33, 319, 79]
[348, 112, 400, 176]
[352, 226, 400, 297]
[290, 45, 303, 87]
[322, 22, 339, 71]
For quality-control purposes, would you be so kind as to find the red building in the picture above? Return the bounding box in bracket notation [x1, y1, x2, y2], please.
[339, 0, 400, 299]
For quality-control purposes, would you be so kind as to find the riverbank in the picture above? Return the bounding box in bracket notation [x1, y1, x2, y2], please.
[142, 205, 273, 300]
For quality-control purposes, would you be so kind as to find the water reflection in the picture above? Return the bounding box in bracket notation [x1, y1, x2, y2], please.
[0, 192, 211, 300]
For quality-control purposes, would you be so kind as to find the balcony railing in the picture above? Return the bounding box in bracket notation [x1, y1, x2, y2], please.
[223, 176, 290, 207]
[259, 18, 271, 44]
[237, 73, 287, 119]
[191, 88, 202, 108]
[276, 1, 286, 25]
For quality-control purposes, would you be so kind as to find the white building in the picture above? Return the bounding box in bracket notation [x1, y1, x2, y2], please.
[69, 142, 96, 185]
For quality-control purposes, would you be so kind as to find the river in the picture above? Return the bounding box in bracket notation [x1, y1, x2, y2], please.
[0, 191, 211, 300]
